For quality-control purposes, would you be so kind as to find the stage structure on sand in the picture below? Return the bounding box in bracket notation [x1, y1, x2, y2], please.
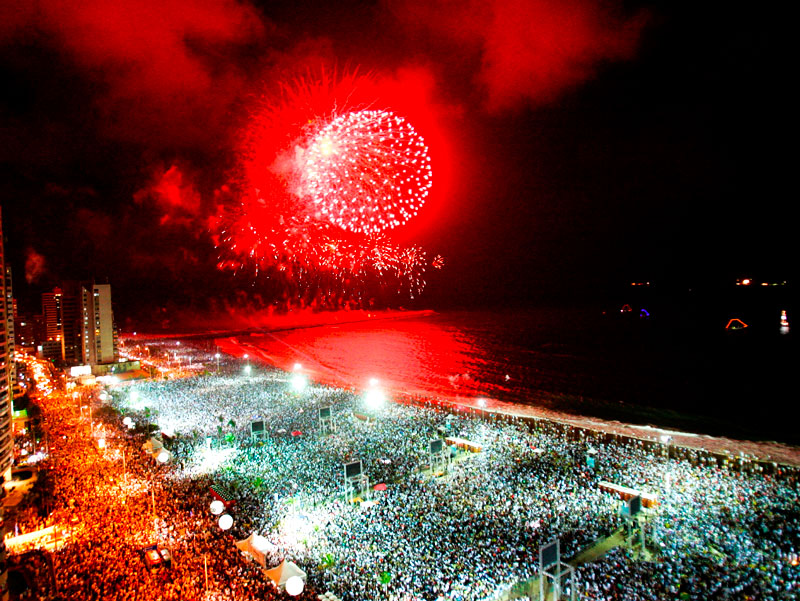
[429, 438, 449, 476]
[622, 494, 651, 557]
[251, 420, 266, 441]
[539, 538, 576, 601]
[342, 460, 370, 503]
[319, 406, 334, 435]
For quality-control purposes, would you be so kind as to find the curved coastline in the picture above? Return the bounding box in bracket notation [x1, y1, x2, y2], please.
[213, 320, 800, 468]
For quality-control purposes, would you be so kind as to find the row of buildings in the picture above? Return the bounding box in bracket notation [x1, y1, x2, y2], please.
[1, 207, 119, 599]
[16, 282, 118, 367]
[1, 208, 16, 599]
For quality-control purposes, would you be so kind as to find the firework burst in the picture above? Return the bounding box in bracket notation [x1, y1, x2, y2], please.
[299, 109, 432, 234]
[216, 71, 441, 305]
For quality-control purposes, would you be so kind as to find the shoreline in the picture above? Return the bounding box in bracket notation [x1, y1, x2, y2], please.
[125, 308, 436, 340]
[217, 333, 800, 468]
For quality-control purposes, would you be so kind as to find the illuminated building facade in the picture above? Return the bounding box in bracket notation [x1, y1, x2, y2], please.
[81, 283, 118, 365]
[0, 209, 13, 601]
[0, 210, 13, 480]
[41, 287, 63, 363]
[40, 282, 118, 367]
[60, 281, 83, 366]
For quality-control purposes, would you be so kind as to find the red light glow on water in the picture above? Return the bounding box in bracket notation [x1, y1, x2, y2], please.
[219, 316, 486, 402]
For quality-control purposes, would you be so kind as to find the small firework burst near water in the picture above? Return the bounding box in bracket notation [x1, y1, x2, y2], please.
[300, 109, 432, 235]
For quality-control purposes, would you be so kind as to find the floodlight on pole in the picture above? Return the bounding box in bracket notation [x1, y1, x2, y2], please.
[476, 396, 488, 419]
[365, 388, 386, 410]
[291, 373, 308, 393]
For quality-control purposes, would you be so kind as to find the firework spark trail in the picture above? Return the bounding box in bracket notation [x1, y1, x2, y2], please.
[215, 72, 442, 305]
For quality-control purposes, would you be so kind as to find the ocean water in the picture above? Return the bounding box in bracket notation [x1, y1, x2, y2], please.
[242, 306, 796, 444]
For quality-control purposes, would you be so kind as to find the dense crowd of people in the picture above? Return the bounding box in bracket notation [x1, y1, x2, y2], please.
[7, 340, 800, 600]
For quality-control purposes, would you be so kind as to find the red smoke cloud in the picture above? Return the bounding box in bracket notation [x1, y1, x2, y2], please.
[0, 0, 269, 146]
[134, 164, 207, 229]
[24, 247, 48, 284]
[386, 0, 648, 111]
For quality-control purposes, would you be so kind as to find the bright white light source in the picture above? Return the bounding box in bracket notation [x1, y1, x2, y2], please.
[219, 514, 233, 530]
[98, 438, 106, 449]
[365, 388, 385, 410]
[285, 576, 304, 596]
[477, 397, 487, 408]
[293, 362, 302, 371]
[123, 417, 133, 427]
[291, 374, 307, 393]
[244, 365, 252, 375]
[210, 500, 225, 515]
[157, 449, 170, 463]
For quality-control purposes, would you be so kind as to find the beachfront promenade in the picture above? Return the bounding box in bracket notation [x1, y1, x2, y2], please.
[10, 340, 800, 601]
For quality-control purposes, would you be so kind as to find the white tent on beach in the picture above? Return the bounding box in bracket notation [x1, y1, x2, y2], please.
[234, 533, 276, 568]
[264, 559, 307, 590]
[142, 437, 163, 454]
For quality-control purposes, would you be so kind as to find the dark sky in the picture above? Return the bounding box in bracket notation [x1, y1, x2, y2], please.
[0, 1, 791, 324]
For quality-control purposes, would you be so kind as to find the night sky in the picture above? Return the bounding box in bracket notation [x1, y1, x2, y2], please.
[0, 1, 791, 325]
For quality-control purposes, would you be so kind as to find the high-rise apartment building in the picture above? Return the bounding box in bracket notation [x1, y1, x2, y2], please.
[61, 281, 83, 366]
[41, 287, 63, 343]
[81, 283, 117, 365]
[0, 209, 14, 481]
[41, 287, 63, 363]
[41, 281, 118, 367]
[0, 211, 13, 601]
[4, 268, 16, 399]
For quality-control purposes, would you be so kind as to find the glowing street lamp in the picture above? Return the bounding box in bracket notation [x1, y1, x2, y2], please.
[215, 353, 221, 372]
